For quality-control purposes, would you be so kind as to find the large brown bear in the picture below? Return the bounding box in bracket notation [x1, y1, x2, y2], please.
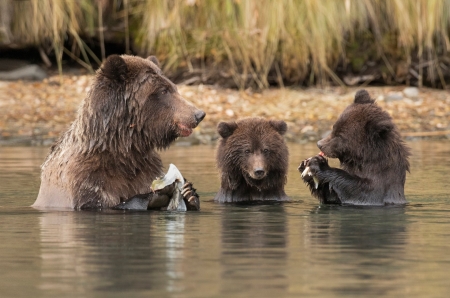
[298, 89, 410, 205]
[33, 55, 205, 210]
[214, 118, 289, 203]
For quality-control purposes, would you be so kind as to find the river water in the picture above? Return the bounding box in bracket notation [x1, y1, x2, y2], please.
[0, 141, 449, 298]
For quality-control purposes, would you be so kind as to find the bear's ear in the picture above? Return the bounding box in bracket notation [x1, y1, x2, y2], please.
[270, 120, 288, 135]
[101, 55, 128, 83]
[368, 119, 394, 138]
[147, 56, 160, 68]
[354, 89, 375, 104]
[376, 120, 394, 137]
[217, 121, 238, 138]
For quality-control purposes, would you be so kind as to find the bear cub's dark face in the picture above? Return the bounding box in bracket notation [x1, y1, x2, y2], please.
[317, 90, 394, 163]
[216, 118, 289, 190]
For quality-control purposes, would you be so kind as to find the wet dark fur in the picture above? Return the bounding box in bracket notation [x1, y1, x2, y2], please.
[34, 55, 204, 210]
[215, 118, 289, 203]
[299, 90, 410, 205]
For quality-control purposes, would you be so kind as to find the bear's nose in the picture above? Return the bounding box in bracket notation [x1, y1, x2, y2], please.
[254, 169, 266, 178]
[195, 110, 206, 124]
[317, 140, 323, 150]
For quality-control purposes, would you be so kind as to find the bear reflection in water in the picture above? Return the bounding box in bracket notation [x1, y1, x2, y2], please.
[220, 203, 289, 292]
[214, 117, 290, 203]
[305, 204, 409, 295]
[299, 89, 410, 206]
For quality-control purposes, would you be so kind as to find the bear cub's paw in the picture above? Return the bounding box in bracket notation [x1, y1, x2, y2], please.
[298, 157, 311, 174]
[298, 155, 329, 189]
[307, 155, 329, 175]
[298, 155, 329, 175]
[181, 180, 200, 211]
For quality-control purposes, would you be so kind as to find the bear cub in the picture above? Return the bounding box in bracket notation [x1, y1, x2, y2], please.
[215, 117, 289, 203]
[298, 89, 410, 206]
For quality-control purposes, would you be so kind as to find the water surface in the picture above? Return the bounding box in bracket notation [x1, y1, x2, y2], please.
[0, 141, 449, 298]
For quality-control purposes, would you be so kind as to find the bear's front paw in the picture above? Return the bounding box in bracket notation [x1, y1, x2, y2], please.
[298, 157, 312, 173]
[307, 155, 329, 175]
[298, 157, 317, 188]
[181, 180, 200, 211]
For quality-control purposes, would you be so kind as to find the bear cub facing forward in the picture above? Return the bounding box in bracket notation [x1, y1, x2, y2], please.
[299, 90, 410, 205]
[215, 118, 289, 203]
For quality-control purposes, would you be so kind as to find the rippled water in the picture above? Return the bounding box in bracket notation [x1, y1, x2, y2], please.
[0, 141, 450, 297]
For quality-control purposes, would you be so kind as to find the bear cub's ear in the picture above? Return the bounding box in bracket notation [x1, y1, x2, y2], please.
[354, 89, 375, 104]
[270, 120, 288, 136]
[375, 120, 394, 138]
[147, 56, 160, 68]
[217, 121, 238, 138]
[101, 55, 128, 83]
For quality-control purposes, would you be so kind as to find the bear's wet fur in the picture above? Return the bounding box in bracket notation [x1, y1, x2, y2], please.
[298, 89, 410, 205]
[33, 55, 205, 210]
[215, 117, 290, 203]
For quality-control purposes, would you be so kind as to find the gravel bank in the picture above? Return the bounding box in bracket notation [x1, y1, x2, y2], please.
[0, 75, 449, 146]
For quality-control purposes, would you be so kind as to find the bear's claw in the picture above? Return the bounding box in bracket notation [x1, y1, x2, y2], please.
[182, 180, 200, 210]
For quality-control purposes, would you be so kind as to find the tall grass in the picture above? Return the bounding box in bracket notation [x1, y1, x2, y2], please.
[6, 0, 101, 73]
[1, 0, 449, 88]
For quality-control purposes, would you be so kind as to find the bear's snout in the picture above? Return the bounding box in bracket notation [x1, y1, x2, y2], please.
[248, 153, 267, 180]
[316, 135, 338, 158]
[173, 96, 205, 137]
[317, 139, 324, 150]
[317, 136, 331, 155]
[194, 110, 206, 125]
[253, 168, 266, 179]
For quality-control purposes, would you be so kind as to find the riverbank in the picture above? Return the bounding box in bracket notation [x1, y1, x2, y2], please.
[0, 74, 449, 146]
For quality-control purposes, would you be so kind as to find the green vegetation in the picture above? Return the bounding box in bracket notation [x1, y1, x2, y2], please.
[1, 0, 449, 88]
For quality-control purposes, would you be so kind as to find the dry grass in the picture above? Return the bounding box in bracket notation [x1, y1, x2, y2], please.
[1, 0, 449, 88]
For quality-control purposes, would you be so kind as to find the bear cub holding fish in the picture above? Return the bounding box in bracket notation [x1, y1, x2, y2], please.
[299, 89, 410, 206]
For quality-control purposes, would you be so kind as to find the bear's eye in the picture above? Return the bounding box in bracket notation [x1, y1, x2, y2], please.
[160, 89, 168, 95]
[263, 148, 269, 153]
[244, 149, 251, 154]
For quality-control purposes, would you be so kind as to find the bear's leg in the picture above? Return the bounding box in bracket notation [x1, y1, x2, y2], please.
[112, 193, 153, 210]
[307, 156, 373, 205]
[112, 180, 200, 211]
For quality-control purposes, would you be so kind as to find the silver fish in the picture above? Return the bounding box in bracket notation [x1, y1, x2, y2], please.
[301, 166, 319, 189]
[151, 164, 187, 211]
